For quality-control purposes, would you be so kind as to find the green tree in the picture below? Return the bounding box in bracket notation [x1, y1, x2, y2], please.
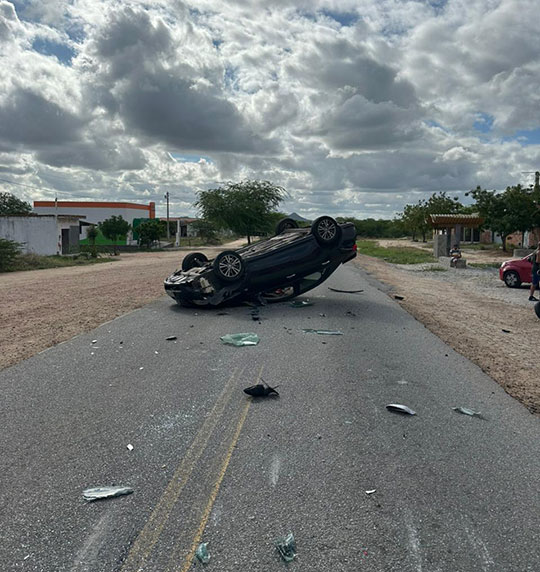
[194, 180, 286, 244]
[467, 186, 513, 251]
[99, 215, 130, 254]
[0, 192, 32, 215]
[137, 219, 164, 248]
[0, 238, 22, 271]
[399, 202, 429, 241]
[86, 225, 98, 258]
[190, 219, 220, 244]
[502, 185, 537, 247]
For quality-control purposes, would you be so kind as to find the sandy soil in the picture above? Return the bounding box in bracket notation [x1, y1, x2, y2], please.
[0, 248, 223, 371]
[1, 239, 538, 414]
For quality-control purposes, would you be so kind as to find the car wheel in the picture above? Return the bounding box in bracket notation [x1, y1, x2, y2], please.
[535, 301, 540, 320]
[182, 252, 209, 271]
[503, 270, 521, 288]
[275, 218, 299, 235]
[311, 216, 341, 246]
[213, 250, 245, 282]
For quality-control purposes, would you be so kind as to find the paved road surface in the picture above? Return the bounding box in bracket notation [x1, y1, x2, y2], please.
[1, 262, 538, 571]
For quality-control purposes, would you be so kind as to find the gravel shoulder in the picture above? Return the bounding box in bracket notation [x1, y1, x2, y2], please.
[2, 241, 538, 413]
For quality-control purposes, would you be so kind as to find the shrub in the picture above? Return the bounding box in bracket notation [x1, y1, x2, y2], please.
[0, 238, 22, 271]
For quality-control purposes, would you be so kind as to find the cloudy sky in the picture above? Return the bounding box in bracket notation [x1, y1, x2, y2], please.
[1, 0, 539, 219]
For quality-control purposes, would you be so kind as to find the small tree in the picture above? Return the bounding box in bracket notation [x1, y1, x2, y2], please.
[0, 237, 22, 271]
[99, 215, 130, 254]
[86, 225, 98, 258]
[137, 220, 164, 248]
[195, 180, 286, 244]
[190, 219, 220, 244]
[0, 192, 32, 215]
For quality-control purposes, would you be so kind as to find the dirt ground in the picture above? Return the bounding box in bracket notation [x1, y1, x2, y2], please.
[1, 239, 538, 414]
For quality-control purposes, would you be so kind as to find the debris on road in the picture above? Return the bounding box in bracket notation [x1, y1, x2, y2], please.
[328, 287, 364, 293]
[91, 340, 97, 344]
[195, 542, 210, 564]
[250, 308, 261, 321]
[394, 295, 405, 300]
[501, 329, 511, 333]
[220, 332, 260, 346]
[244, 380, 279, 397]
[165, 335, 177, 341]
[289, 300, 313, 307]
[365, 489, 376, 495]
[452, 406, 483, 418]
[275, 532, 297, 562]
[82, 486, 134, 502]
[302, 329, 343, 335]
[396, 379, 408, 385]
[386, 403, 416, 415]
[217, 311, 230, 316]
[127, 444, 134, 451]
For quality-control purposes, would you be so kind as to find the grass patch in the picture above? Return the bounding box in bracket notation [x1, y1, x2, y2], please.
[2, 253, 117, 273]
[468, 262, 502, 269]
[356, 240, 437, 264]
[461, 243, 498, 251]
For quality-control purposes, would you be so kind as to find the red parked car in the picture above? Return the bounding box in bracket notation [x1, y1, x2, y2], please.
[499, 255, 534, 288]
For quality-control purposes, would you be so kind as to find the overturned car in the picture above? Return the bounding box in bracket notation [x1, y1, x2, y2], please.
[164, 216, 357, 307]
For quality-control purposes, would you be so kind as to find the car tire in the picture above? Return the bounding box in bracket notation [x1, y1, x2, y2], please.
[535, 301, 540, 320]
[275, 218, 299, 235]
[182, 252, 209, 271]
[503, 270, 521, 288]
[311, 216, 341, 246]
[213, 250, 245, 282]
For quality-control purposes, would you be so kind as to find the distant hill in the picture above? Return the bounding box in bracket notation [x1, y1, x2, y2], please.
[288, 212, 311, 222]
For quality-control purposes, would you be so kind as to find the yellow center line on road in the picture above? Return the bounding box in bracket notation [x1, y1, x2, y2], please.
[119, 366, 245, 572]
[174, 398, 252, 572]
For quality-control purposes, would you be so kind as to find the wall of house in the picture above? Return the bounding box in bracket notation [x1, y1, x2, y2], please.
[33, 202, 155, 226]
[0, 217, 58, 255]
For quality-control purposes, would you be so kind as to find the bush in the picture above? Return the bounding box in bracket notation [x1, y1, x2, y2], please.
[0, 238, 22, 271]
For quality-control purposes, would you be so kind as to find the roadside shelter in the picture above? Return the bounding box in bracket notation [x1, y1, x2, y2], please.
[429, 213, 484, 257]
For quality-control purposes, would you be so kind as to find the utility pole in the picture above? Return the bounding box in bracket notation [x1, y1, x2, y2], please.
[164, 192, 170, 240]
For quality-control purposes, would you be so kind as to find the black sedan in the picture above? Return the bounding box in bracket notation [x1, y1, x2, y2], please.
[164, 216, 357, 307]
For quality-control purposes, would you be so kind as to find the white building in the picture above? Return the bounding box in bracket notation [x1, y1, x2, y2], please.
[0, 215, 85, 255]
[33, 200, 156, 244]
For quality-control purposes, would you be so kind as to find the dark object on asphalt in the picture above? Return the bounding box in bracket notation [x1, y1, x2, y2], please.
[386, 403, 416, 415]
[302, 328, 343, 335]
[328, 287, 364, 293]
[289, 299, 313, 307]
[250, 308, 261, 321]
[164, 216, 357, 307]
[501, 329, 511, 333]
[535, 301, 540, 319]
[244, 379, 279, 397]
[165, 335, 177, 341]
[275, 532, 297, 562]
[220, 333, 259, 346]
[394, 295, 405, 300]
[83, 486, 134, 502]
[452, 406, 483, 418]
[195, 542, 210, 564]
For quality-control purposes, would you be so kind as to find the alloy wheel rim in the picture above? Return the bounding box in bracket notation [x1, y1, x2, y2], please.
[219, 255, 242, 277]
[319, 219, 336, 240]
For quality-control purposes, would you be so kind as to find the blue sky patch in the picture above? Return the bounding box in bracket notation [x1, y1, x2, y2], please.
[504, 127, 540, 145]
[473, 112, 494, 133]
[320, 10, 358, 27]
[170, 153, 213, 164]
[32, 38, 75, 64]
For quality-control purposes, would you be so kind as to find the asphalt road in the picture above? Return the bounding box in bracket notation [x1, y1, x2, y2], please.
[1, 262, 539, 571]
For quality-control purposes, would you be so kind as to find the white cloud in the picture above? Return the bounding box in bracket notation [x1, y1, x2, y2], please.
[0, 0, 538, 218]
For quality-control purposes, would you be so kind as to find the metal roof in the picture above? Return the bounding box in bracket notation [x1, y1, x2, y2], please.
[429, 213, 484, 227]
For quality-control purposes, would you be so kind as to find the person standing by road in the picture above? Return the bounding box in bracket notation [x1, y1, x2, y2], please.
[528, 246, 540, 301]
